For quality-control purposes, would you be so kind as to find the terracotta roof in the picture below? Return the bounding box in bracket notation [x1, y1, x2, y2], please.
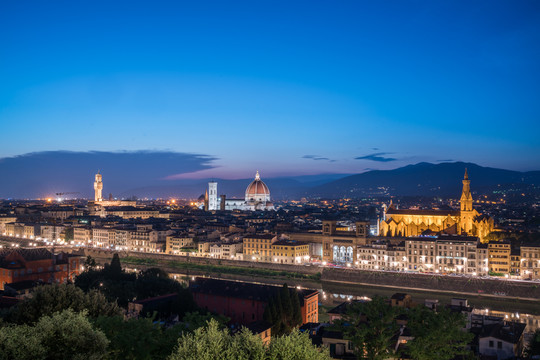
[386, 209, 459, 216]
[245, 172, 270, 196]
[0, 248, 52, 262]
[245, 180, 270, 196]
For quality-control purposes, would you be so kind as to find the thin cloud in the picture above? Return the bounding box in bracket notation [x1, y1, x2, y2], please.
[302, 155, 335, 162]
[355, 152, 397, 162]
[436, 159, 454, 162]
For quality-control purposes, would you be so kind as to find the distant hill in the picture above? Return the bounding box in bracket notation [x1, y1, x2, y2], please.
[118, 173, 353, 200]
[119, 162, 540, 200]
[309, 162, 540, 198]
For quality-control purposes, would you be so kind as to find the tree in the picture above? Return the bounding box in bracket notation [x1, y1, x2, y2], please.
[180, 311, 230, 333]
[106, 253, 123, 279]
[290, 291, 303, 325]
[333, 296, 400, 360]
[63, 227, 74, 242]
[263, 285, 304, 336]
[405, 306, 473, 360]
[168, 319, 330, 360]
[263, 301, 275, 324]
[525, 328, 540, 359]
[94, 315, 183, 360]
[168, 319, 244, 360]
[84, 255, 97, 271]
[268, 329, 331, 360]
[280, 284, 293, 317]
[0, 309, 109, 360]
[76, 262, 194, 313]
[4, 283, 121, 325]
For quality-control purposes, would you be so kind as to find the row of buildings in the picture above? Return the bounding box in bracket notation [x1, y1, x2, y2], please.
[4, 215, 539, 280]
[356, 235, 538, 279]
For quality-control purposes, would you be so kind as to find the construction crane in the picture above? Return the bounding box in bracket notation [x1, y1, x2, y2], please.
[55, 192, 80, 196]
[54, 192, 81, 202]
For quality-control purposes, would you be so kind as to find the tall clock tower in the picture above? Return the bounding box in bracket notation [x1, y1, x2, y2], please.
[94, 172, 103, 202]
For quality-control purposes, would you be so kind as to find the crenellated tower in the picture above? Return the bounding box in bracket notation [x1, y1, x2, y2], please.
[94, 172, 103, 202]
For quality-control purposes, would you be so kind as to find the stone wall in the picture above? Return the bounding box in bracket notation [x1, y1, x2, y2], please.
[83, 249, 321, 274]
[322, 268, 540, 300]
[82, 249, 540, 300]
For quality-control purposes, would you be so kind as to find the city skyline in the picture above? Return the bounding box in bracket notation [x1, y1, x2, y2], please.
[1, 1, 540, 182]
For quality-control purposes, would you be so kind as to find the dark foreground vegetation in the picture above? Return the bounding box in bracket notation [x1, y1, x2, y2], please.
[0, 254, 538, 359]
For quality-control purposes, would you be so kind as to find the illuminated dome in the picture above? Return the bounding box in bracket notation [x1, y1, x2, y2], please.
[245, 171, 271, 202]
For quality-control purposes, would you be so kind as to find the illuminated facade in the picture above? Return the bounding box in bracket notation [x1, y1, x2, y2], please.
[287, 220, 369, 263]
[271, 240, 310, 264]
[379, 170, 494, 241]
[521, 244, 540, 280]
[90, 172, 136, 209]
[94, 172, 103, 202]
[204, 171, 274, 211]
[358, 236, 489, 275]
[488, 241, 511, 275]
[243, 234, 277, 262]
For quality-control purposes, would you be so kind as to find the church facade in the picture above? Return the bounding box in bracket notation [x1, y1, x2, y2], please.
[379, 170, 494, 241]
[204, 171, 275, 211]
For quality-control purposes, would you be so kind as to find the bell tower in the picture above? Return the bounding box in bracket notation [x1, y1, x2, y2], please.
[208, 181, 218, 210]
[94, 172, 103, 202]
[460, 168, 474, 234]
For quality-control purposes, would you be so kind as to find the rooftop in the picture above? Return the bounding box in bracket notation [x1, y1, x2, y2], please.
[189, 278, 317, 303]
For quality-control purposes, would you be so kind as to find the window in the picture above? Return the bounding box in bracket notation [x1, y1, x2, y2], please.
[497, 341, 502, 349]
[489, 341, 494, 348]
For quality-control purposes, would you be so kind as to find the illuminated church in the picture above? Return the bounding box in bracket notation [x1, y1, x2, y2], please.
[204, 171, 274, 211]
[379, 170, 494, 241]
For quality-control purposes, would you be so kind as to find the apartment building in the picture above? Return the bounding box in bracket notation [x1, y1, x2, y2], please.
[357, 242, 406, 271]
[521, 244, 540, 280]
[271, 240, 310, 264]
[74, 227, 92, 245]
[165, 234, 195, 254]
[92, 227, 110, 247]
[488, 241, 511, 275]
[364, 236, 487, 275]
[243, 234, 277, 262]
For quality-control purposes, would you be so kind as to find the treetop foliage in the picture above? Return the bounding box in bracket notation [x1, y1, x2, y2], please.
[3, 283, 121, 325]
[262, 283, 303, 336]
[167, 319, 331, 360]
[0, 309, 109, 360]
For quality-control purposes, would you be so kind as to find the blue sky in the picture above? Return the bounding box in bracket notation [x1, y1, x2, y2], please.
[1, 0, 539, 180]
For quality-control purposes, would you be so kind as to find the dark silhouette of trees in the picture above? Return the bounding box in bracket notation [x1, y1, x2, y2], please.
[262, 284, 303, 336]
[333, 296, 399, 360]
[333, 296, 474, 360]
[3, 283, 121, 325]
[406, 306, 473, 360]
[0, 309, 109, 360]
[75, 254, 195, 317]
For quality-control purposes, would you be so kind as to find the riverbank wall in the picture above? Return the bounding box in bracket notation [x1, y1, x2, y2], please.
[83, 249, 540, 301]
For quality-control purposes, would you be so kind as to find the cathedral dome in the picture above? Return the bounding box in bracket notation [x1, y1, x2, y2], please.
[245, 171, 270, 200]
